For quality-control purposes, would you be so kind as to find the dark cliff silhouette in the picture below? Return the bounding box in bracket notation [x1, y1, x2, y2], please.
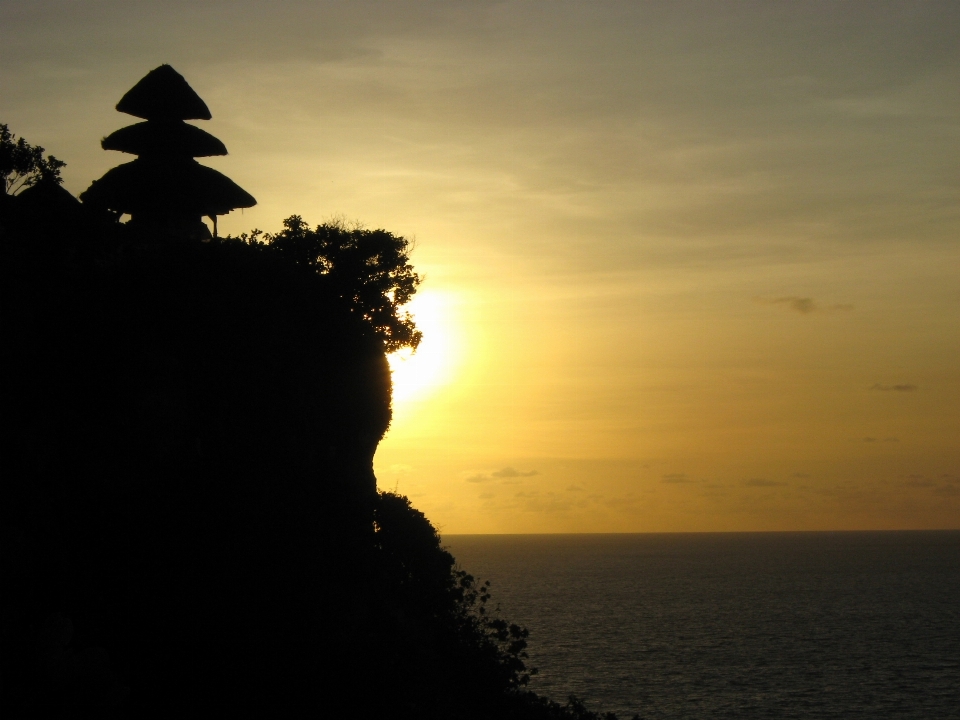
[2, 78, 630, 719]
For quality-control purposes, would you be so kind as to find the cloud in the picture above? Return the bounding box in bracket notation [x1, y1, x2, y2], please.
[465, 467, 538, 484]
[662, 473, 694, 483]
[756, 297, 854, 314]
[793, 473, 810, 478]
[566, 484, 584, 492]
[870, 383, 918, 392]
[784, 297, 815, 313]
[900, 473, 960, 497]
[492, 467, 539, 478]
[743, 478, 787, 487]
[478, 491, 495, 499]
[603, 495, 642, 509]
[520, 496, 574, 514]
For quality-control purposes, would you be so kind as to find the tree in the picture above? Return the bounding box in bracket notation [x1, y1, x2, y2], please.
[238, 215, 423, 353]
[1, 123, 66, 195]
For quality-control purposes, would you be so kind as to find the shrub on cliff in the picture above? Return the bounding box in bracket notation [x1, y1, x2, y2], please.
[231, 215, 422, 353]
[368, 491, 629, 720]
[1, 123, 66, 196]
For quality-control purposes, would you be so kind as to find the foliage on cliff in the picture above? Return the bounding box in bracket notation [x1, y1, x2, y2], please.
[1, 123, 66, 195]
[232, 215, 422, 353]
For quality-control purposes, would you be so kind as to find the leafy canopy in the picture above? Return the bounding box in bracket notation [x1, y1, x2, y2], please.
[1, 123, 66, 195]
[237, 216, 422, 353]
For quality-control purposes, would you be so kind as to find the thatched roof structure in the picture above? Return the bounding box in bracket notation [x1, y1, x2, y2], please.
[14, 179, 86, 225]
[81, 158, 255, 217]
[82, 65, 255, 235]
[17, 180, 82, 213]
[116, 65, 211, 121]
[102, 121, 227, 157]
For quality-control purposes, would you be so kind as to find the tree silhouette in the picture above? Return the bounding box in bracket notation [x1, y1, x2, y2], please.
[236, 215, 422, 352]
[1, 123, 66, 195]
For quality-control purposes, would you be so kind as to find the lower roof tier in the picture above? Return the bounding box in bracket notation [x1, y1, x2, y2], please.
[80, 158, 256, 217]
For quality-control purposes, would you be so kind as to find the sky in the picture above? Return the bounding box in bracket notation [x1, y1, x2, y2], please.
[2, 0, 958, 532]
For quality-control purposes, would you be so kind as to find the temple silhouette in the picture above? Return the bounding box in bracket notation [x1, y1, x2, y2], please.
[80, 65, 255, 239]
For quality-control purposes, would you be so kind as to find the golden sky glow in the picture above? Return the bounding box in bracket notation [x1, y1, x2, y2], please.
[3, 1, 958, 531]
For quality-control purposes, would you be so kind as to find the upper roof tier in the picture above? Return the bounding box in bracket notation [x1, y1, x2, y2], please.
[102, 121, 228, 157]
[116, 65, 212, 121]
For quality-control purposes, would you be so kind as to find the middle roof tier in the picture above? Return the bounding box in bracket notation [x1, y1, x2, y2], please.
[102, 120, 228, 158]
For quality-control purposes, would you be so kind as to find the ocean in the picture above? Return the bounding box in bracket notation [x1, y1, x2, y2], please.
[443, 532, 960, 719]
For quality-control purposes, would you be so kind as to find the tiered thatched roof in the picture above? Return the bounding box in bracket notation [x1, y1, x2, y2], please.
[115, 64, 212, 121]
[80, 65, 255, 236]
[102, 121, 227, 158]
[82, 158, 255, 218]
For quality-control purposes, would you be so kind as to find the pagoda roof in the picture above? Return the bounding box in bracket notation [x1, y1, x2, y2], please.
[15, 179, 85, 221]
[116, 65, 212, 121]
[102, 121, 228, 158]
[80, 157, 255, 217]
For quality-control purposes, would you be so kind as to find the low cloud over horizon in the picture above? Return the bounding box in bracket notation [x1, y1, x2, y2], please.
[466, 467, 539, 484]
[756, 297, 855, 314]
[744, 479, 789, 488]
[492, 467, 539, 479]
[870, 384, 919, 392]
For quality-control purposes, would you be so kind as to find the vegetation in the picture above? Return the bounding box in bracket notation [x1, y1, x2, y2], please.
[0, 125, 628, 719]
[1, 123, 66, 195]
[232, 215, 422, 353]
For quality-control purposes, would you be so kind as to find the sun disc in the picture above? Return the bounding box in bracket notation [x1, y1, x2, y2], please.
[388, 291, 460, 406]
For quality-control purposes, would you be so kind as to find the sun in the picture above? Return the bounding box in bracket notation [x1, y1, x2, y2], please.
[387, 290, 461, 406]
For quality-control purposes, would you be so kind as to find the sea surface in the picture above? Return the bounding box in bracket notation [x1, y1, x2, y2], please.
[443, 532, 960, 719]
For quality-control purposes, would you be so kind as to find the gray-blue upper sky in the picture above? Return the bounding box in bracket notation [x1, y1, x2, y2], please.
[4, 1, 957, 262]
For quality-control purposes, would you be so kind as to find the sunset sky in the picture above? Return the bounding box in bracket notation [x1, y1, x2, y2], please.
[3, 1, 958, 532]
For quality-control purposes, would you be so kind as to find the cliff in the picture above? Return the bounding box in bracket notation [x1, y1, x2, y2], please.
[1, 202, 393, 708]
[1, 189, 622, 719]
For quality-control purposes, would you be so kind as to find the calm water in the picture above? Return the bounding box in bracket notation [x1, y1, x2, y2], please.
[443, 532, 960, 719]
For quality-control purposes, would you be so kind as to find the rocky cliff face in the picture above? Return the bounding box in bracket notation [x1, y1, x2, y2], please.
[1, 217, 395, 713]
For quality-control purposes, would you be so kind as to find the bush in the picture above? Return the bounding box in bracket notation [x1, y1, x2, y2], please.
[1, 123, 66, 195]
[232, 215, 422, 352]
